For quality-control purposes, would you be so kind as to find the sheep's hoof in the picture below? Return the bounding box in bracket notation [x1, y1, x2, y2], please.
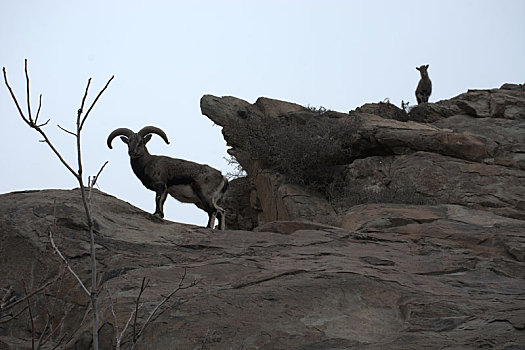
[143, 212, 164, 224]
[153, 212, 164, 219]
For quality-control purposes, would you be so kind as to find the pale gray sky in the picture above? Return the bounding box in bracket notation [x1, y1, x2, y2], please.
[2, 0, 524, 226]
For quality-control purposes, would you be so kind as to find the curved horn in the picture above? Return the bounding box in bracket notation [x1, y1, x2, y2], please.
[107, 128, 134, 149]
[138, 126, 170, 145]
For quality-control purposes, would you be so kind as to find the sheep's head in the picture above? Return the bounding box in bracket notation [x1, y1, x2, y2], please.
[416, 64, 429, 76]
[107, 126, 170, 158]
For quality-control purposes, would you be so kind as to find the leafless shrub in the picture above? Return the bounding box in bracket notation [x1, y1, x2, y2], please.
[351, 100, 409, 122]
[305, 105, 331, 115]
[0, 269, 74, 349]
[3, 59, 113, 350]
[240, 114, 361, 198]
[105, 271, 198, 350]
[401, 100, 410, 113]
[227, 100, 440, 217]
[4, 60, 202, 349]
[224, 155, 247, 180]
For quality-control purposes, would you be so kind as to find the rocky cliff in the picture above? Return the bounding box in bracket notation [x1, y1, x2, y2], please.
[202, 84, 525, 229]
[1, 84, 524, 349]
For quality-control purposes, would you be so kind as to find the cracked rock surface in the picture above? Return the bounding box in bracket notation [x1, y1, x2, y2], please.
[202, 84, 525, 228]
[1, 189, 524, 349]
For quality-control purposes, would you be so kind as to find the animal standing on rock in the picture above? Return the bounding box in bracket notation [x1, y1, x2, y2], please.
[415, 64, 432, 104]
[107, 126, 228, 230]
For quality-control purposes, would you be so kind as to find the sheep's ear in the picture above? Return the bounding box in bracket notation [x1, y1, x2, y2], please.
[143, 134, 152, 144]
[416, 66, 421, 71]
[425, 64, 429, 69]
[120, 136, 129, 144]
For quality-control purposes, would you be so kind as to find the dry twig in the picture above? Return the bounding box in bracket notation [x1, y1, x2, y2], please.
[109, 292, 138, 350]
[23, 281, 36, 350]
[1, 286, 14, 308]
[34, 270, 67, 349]
[133, 277, 149, 343]
[48, 230, 90, 296]
[131, 269, 198, 349]
[0, 275, 62, 315]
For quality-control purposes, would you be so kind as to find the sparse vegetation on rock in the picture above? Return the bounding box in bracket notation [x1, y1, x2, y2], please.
[203, 84, 525, 228]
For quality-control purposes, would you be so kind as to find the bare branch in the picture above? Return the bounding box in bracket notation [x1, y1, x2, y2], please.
[52, 333, 68, 350]
[24, 59, 33, 123]
[35, 290, 55, 349]
[80, 75, 114, 131]
[37, 119, 50, 128]
[88, 160, 109, 202]
[38, 311, 66, 350]
[36, 267, 66, 349]
[72, 71, 114, 350]
[57, 124, 77, 137]
[4, 61, 78, 177]
[38, 131, 79, 178]
[120, 306, 137, 345]
[0, 304, 28, 324]
[4, 60, 114, 350]
[109, 297, 120, 350]
[36, 308, 51, 349]
[35, 94, 42, 124]
[77, 78, 91, 127]
[22, 281, 36, 350]
[132, 269, 198, 348]
[61, 302, 92, 348]
[48, 230, 90, 296]
[92, 161, 109, 188]
[0, 276, 61, 314]
[109, 291, 139, 350]
[1, 286, 14, 308]
[3, 66, 31, 125]
[133, 277, 149, 343]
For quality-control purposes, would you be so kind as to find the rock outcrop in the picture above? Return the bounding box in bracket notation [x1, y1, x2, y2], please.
[1, 83, 524, 349]
[201, 83, 525, 227]
[1, 189, 524, 349]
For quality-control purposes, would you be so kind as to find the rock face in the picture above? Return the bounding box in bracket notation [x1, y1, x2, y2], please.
[1, 189, 524, 349]
[1, 84, 524, 349]
[201, 84, 525, 226]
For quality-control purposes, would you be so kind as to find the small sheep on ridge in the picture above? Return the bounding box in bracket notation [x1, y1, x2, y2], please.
[415, 64, 432, 104]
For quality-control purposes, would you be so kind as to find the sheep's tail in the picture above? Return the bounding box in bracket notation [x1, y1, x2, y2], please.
[221, 176, 229, 194]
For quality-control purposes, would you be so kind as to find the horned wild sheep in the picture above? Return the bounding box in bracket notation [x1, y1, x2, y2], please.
[415, 64, 432, 104]
[107, 126, 228, 230]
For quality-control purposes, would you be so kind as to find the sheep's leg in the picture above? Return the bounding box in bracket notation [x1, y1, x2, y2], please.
[191, 182, 217, 228]
[153, 183, 168, 218]
[207, 212, 217, 229]
[192, 179, 227, 230]
[216, 209, 225, 230]
[160, 191, 168, 215]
